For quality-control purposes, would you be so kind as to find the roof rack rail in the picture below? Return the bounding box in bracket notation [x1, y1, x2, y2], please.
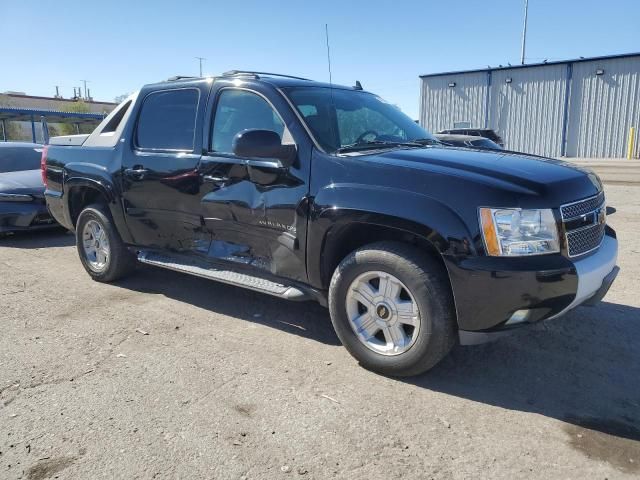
[222, 70, 312, 81]
[166, 75, 200, 82]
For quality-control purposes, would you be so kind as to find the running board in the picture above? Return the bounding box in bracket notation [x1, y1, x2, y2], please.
[137, 251, 310, 301]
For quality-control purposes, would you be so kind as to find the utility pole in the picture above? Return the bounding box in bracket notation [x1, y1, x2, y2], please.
[195, 57, 206, 77]
[80, 79, 90, 100]
[520, 0, 529, 65]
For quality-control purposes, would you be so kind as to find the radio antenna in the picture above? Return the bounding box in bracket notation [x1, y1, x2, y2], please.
[324, 23, 338, 150]
[325, 24, 333, 86]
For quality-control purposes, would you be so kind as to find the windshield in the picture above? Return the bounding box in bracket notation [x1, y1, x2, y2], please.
[284, 87, 435, 154]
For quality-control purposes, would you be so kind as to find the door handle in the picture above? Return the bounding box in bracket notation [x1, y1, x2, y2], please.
[202, 175, 229, 185]
[124, 166, 149, 180]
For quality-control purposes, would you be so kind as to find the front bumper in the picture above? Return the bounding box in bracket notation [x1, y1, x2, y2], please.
[0, 201, 57, 233]
[446, 231, 619, 344]
[545, 235, 618, 319]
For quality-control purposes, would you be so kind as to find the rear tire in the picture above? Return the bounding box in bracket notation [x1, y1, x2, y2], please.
[328, 241, 456, 376]
[75, 203, 135, 282]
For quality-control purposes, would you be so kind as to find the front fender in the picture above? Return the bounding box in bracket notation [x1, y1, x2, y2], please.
[307, 183, 475, 287]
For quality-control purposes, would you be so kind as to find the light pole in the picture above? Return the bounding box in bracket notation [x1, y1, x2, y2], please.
[520, 0, 529, 65]
[195, 57, 206, 77]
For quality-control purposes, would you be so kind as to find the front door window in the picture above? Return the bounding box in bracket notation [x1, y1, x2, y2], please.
[211, 89, 287, 153]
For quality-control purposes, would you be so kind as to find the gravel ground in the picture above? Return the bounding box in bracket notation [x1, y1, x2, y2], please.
[1, 184, 639, 480]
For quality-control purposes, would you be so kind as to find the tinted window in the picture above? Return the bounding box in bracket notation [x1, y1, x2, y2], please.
[211, 89, 285, 153]
[470, 138, 502, 150]
[102, 100, 131, 134]
[136, 89, 199, 150]
[482, 130, 502, 143]
[0, 145, 42, 173]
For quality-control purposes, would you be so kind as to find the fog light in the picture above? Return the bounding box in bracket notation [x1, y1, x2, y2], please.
[506, 309, 530, 325]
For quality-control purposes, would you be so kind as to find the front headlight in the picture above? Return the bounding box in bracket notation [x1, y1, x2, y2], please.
[479, 208, 560, 256]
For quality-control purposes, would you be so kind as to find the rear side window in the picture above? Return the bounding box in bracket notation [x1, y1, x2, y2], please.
[101, 100, 131, 134]
[0, 145, 42, 173]
[136, 89, 199, 151]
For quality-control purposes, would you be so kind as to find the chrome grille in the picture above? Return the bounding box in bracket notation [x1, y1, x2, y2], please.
[561, 193, 606, 257]
[567, 223, 606, 257]
[561, 191, 605, 220]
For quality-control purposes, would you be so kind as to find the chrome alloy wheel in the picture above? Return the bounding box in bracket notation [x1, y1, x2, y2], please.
[82, 219, 110, 272]
[345, 271, 421, 356]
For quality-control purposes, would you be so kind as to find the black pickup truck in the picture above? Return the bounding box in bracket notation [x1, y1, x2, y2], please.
[42, 71, 619, 376]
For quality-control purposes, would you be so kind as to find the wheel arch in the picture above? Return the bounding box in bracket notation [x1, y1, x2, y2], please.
[310, 210, 461, 291]
[66, 179, 112, 226]
[63, 178, 133, 243]
[320, 218, 444, 287]
[308, 184, 475, 285]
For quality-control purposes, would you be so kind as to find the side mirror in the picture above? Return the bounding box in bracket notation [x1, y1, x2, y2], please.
[232, 129, 296, 167]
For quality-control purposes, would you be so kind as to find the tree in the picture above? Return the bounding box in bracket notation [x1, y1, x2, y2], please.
[55, 101, 94, 135]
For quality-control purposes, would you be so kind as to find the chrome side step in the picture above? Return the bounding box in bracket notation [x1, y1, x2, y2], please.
[137, 251, 309, 301]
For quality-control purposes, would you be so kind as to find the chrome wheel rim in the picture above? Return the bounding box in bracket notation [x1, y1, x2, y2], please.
[82, 219, 110, 272]
[345, 271, 420, 356]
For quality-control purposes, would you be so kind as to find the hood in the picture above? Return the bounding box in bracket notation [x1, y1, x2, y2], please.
[371, 146, 602, 197]
[0, 169, 45, 197]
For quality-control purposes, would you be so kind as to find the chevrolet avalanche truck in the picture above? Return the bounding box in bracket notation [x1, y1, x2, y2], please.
[42, 71, 619, 376]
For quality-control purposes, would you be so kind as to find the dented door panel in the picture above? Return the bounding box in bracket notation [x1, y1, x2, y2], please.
[198, 80, 313, 283]
[198, 154, 309, 281]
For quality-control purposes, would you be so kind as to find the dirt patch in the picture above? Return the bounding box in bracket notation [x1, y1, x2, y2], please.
[564, 416, 640, 474]
[26, 456, 76, 480]
[234, 403, 257, 417]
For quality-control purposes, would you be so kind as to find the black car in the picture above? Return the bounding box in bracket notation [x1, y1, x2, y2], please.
[434, 133, 503, 150]
[43, 71, 618, 376]
[0, 142, 57, 235]
[437, 128, 504, 147]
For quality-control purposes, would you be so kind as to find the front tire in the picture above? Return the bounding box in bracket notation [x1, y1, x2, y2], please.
[75, 203, 135, 282]
[328, 242, 456, 376]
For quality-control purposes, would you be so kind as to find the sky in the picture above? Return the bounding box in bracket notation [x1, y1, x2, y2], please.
[1, 0, 638, 119]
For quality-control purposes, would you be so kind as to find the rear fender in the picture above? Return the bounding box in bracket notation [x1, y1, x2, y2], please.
[63, 173, 132, 243]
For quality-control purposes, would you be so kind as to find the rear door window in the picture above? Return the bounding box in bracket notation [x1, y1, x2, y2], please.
[135, 89, 199, 151]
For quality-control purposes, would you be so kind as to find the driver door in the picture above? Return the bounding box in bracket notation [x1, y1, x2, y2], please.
[197, 84, 312, 282]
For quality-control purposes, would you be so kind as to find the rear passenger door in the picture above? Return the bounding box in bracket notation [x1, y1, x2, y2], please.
[121, 83, 210, 250]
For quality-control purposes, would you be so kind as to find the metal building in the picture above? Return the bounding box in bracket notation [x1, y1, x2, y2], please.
[419, 53, 640, 158]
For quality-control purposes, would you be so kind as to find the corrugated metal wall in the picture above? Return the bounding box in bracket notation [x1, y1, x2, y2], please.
[420, 55, 640, 158]
[419, 72, 487, 134]
[565, 57, 640, 157]
[489, 64, 567, 157]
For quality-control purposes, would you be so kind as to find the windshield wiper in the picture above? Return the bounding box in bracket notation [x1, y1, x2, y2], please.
[336, 140, 424, 154]
[413, 138, 441, 145]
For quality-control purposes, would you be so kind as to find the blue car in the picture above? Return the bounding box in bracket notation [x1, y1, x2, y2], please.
[0, 142, 58, 235]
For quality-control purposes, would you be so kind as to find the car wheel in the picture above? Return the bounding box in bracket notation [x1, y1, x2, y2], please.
[75, 203, 136, 282]
[328, 241, 456, 376]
